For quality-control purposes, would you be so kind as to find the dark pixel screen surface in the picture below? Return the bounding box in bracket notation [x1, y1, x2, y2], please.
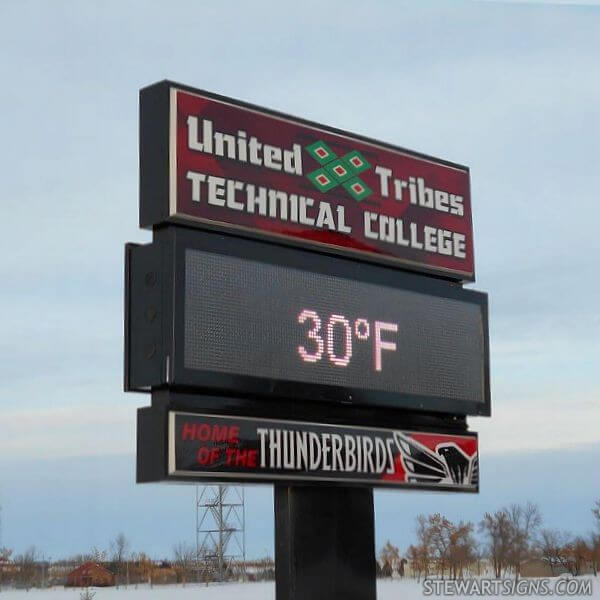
[183, 249, 485, 407]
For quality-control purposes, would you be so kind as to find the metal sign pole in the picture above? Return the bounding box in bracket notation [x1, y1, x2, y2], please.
[274, 485, 376, 600]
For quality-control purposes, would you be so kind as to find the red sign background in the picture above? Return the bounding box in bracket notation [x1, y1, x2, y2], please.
[152, 85, 474, 279]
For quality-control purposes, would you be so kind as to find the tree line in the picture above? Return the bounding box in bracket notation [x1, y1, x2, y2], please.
[2, 500, 599, 589]
[378, 499, 600, 580]
[0, 532, 274, 590]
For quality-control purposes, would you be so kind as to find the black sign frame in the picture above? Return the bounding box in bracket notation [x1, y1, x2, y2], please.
[137, 392, 478, 492]
[125, 226, 490, 417]
[139, 80, 475, 283]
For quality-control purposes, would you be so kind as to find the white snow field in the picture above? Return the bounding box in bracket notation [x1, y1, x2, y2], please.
[0, 579, 598, 599]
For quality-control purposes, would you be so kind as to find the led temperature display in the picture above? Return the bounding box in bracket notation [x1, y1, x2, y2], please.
[179, 242, 488, 413]
[125, 229, 490, 415]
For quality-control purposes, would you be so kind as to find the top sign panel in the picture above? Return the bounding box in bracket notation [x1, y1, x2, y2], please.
[140, 81, 475, 281]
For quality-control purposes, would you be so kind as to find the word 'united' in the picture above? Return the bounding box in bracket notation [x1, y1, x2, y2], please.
[187, 117, 303, 175]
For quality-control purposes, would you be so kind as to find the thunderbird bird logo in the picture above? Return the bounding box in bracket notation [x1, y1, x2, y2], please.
[393, 432, 478, 486]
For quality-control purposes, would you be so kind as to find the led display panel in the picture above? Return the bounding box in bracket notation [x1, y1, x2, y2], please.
[126, 228, 489, 415]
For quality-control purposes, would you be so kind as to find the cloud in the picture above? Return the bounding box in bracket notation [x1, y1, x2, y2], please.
[473, 389, 600, 453]
[0, 400, 138, 458]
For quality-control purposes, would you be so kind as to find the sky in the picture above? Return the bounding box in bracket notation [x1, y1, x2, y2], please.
[0, 0, 599, 560]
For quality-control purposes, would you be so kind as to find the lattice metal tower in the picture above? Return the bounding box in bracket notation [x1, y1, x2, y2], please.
[196, 485, 245, 582]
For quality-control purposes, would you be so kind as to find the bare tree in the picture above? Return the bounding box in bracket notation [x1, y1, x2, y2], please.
[573, 537, 593, 576]
[378, 541, 399, 578]
[557, 537, 580, 576]
[414, 514, 433, 579]
[172, 542, 195, 586]
[507, 502, 542, 579]
[472, 541, 484, 576]
[15, 546, 38, 590]
[539, 529, 563, 576]
[479, 510, 512, 578]
[90, 547, 107, 563]
[111, 532, 129, 564]
[593, 501, 600, 531]
[448, 521, 476, 579]
[110, 533, 129, 586]
[397, 557, 407, 578]
[538, 529, 590, 577]
[0, 547, 13, 590]
[129, 551, 153, 587]
[589, 533, 600, 576]
[406, 544, 429, 582]
[478, 503, 542, 579]
[410, 514, 476, 580]
[588, 501, 600, 576]
[426, 514, 454, 578]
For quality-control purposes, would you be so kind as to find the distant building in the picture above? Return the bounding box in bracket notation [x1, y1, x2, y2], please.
[66, 562, 115, 587]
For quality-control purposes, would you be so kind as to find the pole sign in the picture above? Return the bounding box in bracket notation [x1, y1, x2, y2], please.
[129, 80, 490, 498]
[125, 228, 490, 417]
[140, 81, 475, 281]
[139, 411, 478, 492]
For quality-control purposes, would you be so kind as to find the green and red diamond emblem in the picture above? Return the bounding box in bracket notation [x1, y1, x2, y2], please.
[343, 177, 372, 202]
[343, 150, 370, 174]
[305, 140, 337, 165]
[324, 158, 354, 183]
[305, 140, 373, 202]
[307, 168, 338, 192]
[305, 140, 372, 200]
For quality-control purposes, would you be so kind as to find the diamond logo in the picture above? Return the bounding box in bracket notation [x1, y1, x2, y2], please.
[305, 140, 372, 200]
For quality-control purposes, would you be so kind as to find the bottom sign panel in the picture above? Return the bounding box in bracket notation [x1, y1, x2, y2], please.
[164, 412, 478, 492]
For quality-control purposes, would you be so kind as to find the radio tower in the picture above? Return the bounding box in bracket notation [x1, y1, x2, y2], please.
[196, 485, 245, 582]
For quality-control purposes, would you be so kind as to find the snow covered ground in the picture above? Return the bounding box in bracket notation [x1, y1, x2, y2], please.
[0, 582, 273, 600]
[0, 578, 597, 599]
